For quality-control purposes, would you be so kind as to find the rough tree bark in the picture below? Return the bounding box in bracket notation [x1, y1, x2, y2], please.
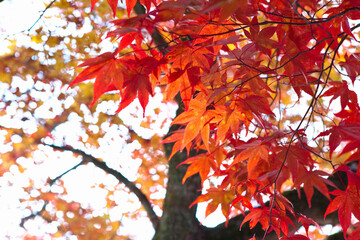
[153, 95, 204, 240]
[153, 142, 204, 240]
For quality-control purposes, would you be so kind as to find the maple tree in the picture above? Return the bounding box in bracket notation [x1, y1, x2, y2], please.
[1, 0, 360, 239]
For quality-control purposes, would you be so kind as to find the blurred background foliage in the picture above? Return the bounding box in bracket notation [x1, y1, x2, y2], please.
[0, 0, 173, 239]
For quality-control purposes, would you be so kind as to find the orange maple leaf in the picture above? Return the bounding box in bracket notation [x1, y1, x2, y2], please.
[190, 188, 235, 225]
[171, 93, 211, 151]
[231, 140, 269, 178]
[179, 153, 216, 185]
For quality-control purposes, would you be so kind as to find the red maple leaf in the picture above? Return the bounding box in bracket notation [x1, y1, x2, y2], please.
[243, 17, 279, 56]
[317, 122, 360, 157]
[297, 214, 321, 237]
[321, 80, 358, 111]
[339, 53, 360, 83]
[293, 169, 335, 207]
[116, 74, 153, 115]
[240, 207, 294, 237]
[325, 166, 360, 237]
[70, 52, 124, 106]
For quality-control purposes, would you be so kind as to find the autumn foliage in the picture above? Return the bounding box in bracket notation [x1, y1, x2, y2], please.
[1, 0, 360, 239]
[73, 0, 360, 237]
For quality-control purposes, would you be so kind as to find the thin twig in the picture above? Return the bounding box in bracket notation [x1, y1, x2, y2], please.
[20, 158, 86, 228]
[27, 0, 57, 32]
[46, 144, 160, 230]
[1, 0, 57, 39]
[20, 201, 48, 228]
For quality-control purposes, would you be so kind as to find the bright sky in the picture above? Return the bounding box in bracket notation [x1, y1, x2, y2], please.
[0, 0, 45, 34]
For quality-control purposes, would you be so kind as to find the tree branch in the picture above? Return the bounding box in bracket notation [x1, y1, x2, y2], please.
[48, 159, 86, 185]
[28, 0, 57, 32]
[46, 144, 160, 230]
[20, 201, 49, 228]
[20, 159, 84, 227]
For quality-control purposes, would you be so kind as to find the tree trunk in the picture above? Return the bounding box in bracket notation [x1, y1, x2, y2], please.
[153, 96, 204, 240]
[153, 148, 204, 240]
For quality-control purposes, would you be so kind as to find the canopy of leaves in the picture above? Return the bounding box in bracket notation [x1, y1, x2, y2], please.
[1, 0, 360, 239]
